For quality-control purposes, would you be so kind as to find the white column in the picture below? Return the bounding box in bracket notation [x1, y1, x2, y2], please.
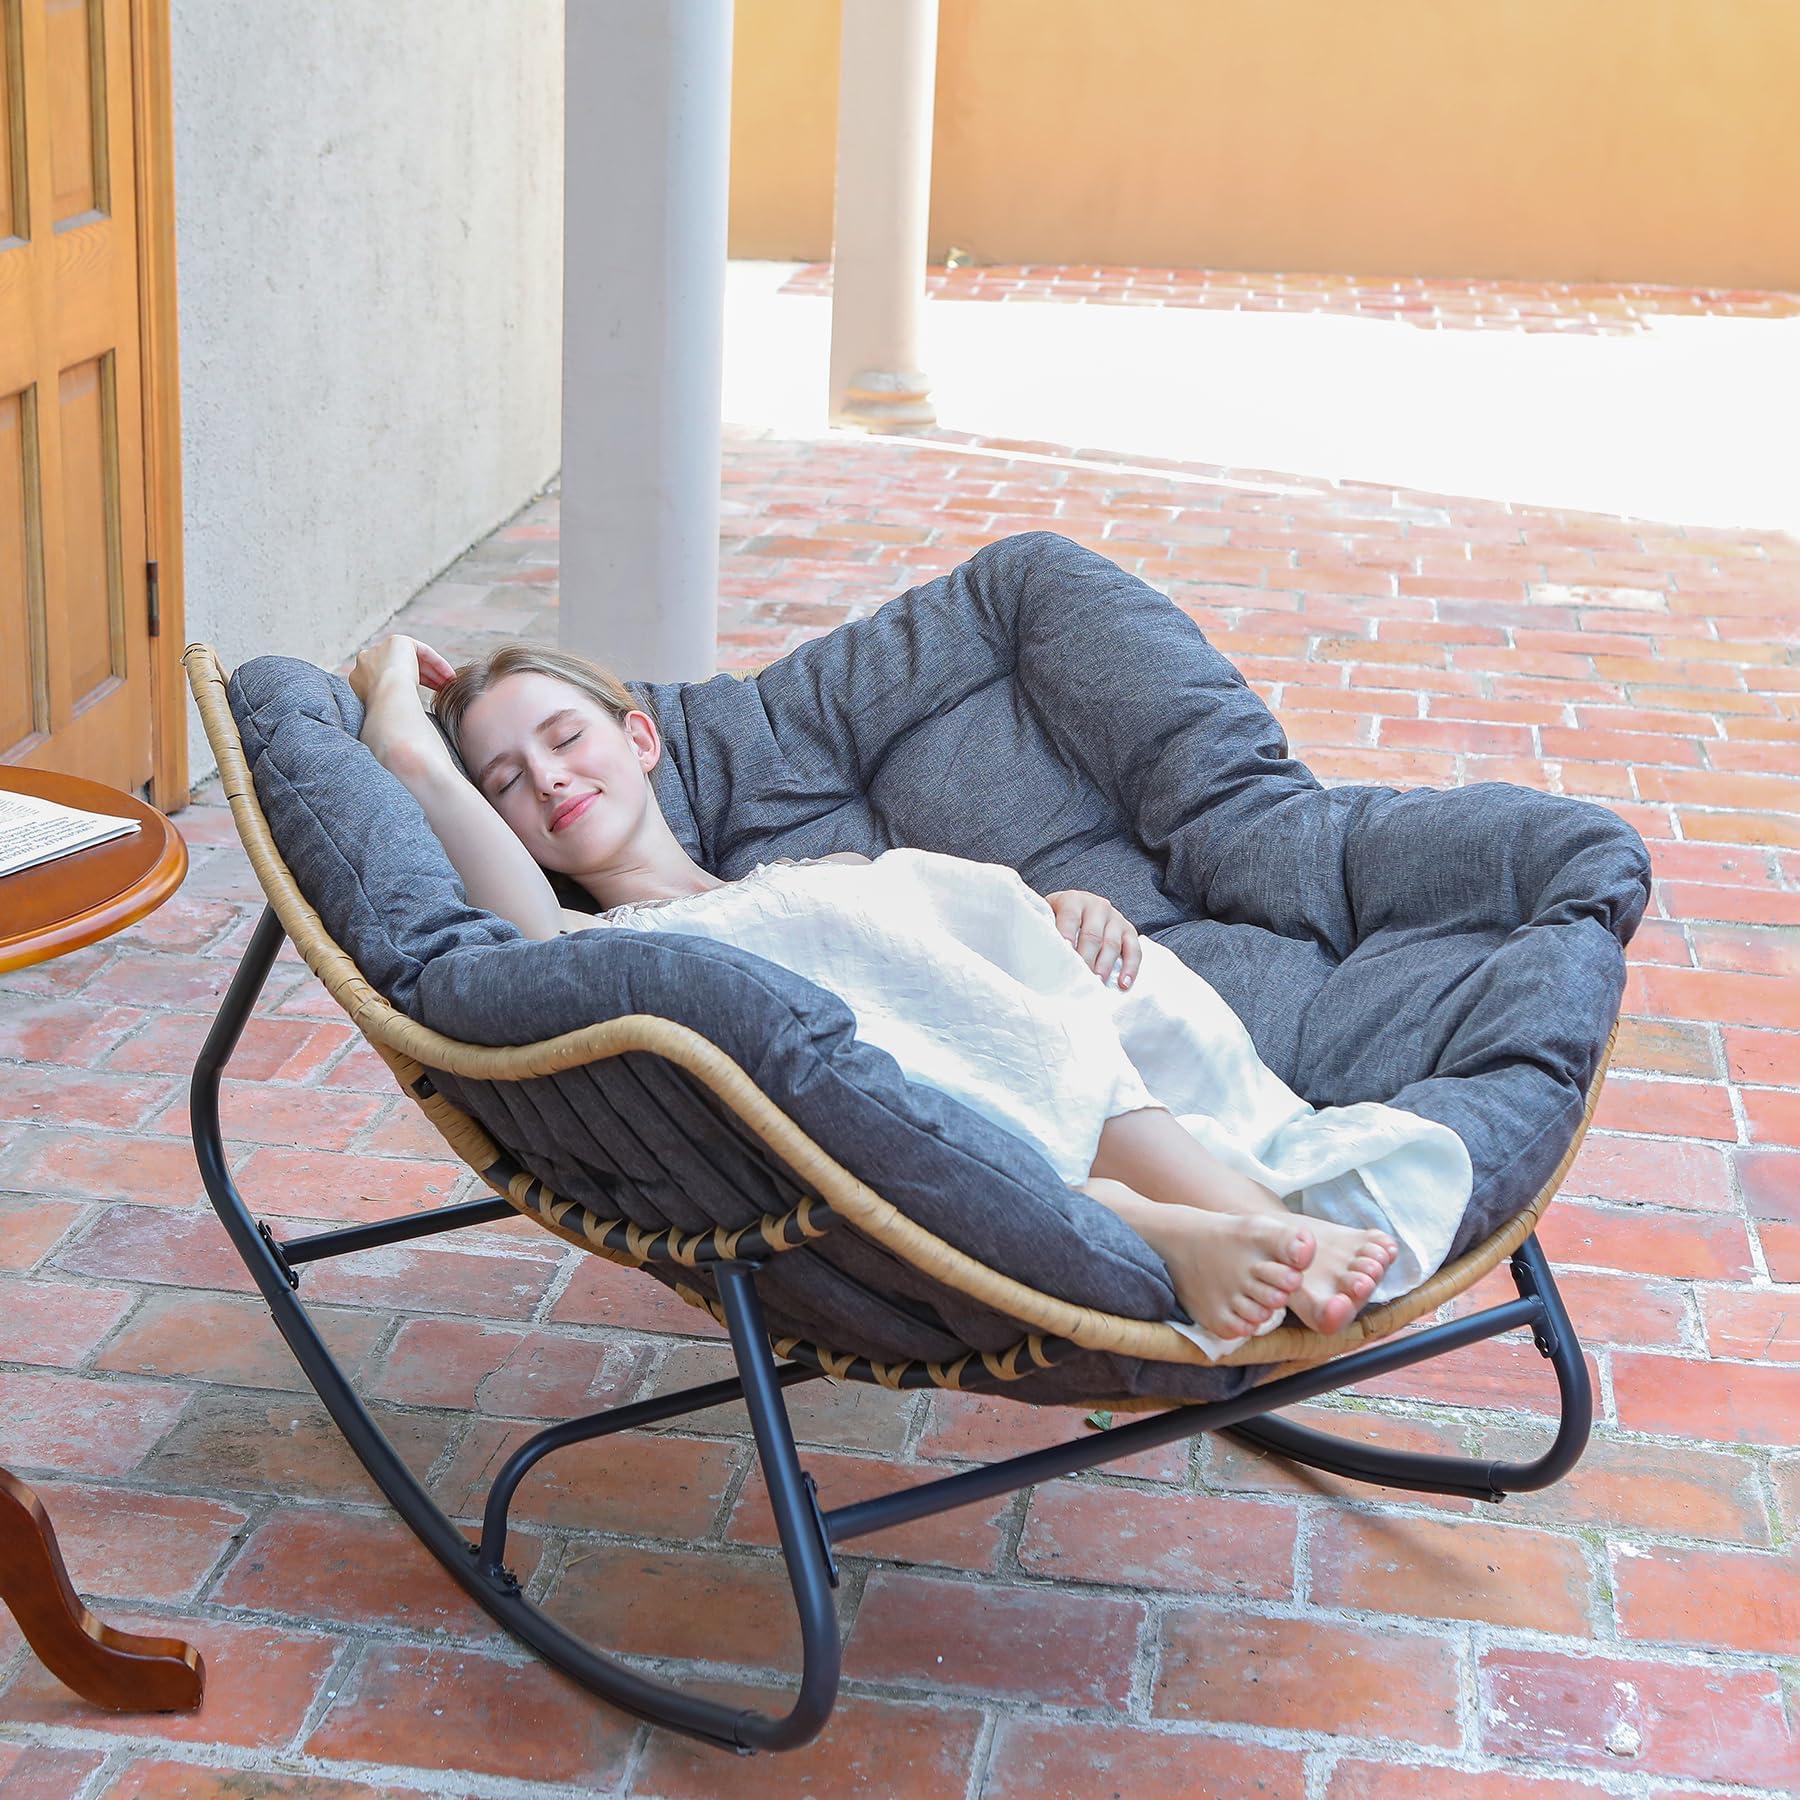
[560, 0, 733, 681]
[828, 0, 938, 430]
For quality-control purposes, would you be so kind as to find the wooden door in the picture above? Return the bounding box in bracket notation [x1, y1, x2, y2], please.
[0, 0, 157, 794]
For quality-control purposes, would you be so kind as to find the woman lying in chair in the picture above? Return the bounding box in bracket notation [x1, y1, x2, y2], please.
[351, 629, 1473, 1357]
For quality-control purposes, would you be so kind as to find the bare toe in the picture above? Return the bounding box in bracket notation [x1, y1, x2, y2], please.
[1313, 1291, 1356, 1334]
[1278, 1226, 1316, 1273]
[1251, 1259, 1303, 1296]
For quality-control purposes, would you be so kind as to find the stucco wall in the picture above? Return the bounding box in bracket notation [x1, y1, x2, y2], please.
[731, 0, 1800, 290]
[171, 0, 564, 784]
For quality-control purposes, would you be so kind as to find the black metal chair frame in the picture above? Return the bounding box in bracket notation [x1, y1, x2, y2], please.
[191, 904, 1593, 1755]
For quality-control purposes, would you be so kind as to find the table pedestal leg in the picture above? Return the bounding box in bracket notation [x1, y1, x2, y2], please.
[0, 1468, 205, 1711]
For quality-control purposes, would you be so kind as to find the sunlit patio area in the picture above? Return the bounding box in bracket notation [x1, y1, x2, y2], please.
[2, 265, 1795, 1796]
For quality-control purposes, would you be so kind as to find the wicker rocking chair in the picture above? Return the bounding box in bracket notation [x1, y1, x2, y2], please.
[179, 536, 1643, 1754]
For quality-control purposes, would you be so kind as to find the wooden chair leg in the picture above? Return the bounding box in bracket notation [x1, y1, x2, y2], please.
[0, 1469, 204, 1712]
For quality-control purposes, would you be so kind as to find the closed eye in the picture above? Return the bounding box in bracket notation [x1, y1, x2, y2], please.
[492, 732, 582, 797]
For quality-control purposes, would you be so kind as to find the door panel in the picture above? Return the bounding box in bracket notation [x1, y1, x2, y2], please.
[0, 5, 22, 242]
[0, 383, 48, 753]
[0, 7, 28, 398]
[1, 0, 152, 792]
[56, 351, 122, 702]
[47, 0, 104, 228]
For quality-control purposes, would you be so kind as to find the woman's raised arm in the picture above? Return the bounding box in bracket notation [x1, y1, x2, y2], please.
[351, 636, 565, 939]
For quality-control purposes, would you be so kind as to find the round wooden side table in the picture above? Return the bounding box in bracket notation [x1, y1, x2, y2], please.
[0, 765, 205, 1711]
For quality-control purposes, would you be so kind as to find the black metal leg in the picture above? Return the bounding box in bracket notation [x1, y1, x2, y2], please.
[189, 908, 844, 1753]
[1222, 1234, 1593, 1503]
[716, 1265, 843, 1750]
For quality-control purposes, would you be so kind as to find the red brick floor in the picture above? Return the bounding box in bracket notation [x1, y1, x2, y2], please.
[783, 261, 1800, 334]
[4, 288, 1798, 1794]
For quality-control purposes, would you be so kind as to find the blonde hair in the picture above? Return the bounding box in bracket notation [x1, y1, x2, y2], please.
[432, 643, 653, 772]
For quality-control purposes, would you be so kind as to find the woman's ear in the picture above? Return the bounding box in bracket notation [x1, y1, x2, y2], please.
[623, 709, 661, 772]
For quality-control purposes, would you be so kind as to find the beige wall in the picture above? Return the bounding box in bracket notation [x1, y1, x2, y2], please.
[730, 0, 1800, 288]
[174, 0, 564, 785]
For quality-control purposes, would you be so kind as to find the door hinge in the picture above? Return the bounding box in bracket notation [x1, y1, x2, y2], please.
[146, 560, 160, 637]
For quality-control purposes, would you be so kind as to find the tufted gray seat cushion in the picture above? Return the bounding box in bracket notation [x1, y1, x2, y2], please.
[229, 533, 1648, 1402]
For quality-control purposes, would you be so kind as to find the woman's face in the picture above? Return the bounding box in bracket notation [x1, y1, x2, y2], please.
[455, 670, 660, 875]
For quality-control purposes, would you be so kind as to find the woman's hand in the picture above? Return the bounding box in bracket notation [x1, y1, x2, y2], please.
[348, 634, 456, 706]
[1045, 889, 1140, 989]
[351, 635, 459, 771]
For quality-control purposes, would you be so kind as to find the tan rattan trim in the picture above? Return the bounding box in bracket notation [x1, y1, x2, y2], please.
[186, 642, 1619, 1371]
[675, 1281, 1065, 1393]
[507, 1173, 833, 1269]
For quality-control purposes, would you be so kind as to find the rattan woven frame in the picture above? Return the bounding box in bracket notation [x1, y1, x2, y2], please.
[184, 643, 1614, 1378]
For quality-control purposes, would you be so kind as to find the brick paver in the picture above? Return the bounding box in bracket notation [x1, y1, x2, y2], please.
[784, 261, 1800, 334]
[2, 272, 1796, 1795]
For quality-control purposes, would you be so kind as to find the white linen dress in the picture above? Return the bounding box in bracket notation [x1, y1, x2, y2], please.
[566, 848, 1471, 1352]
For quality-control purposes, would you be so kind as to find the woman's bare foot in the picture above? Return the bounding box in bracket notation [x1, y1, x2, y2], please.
[1080, 1177, 1311, 1341]
[1284, 1218, 1398, 1335]
[1079, 1177, 1398, 1339]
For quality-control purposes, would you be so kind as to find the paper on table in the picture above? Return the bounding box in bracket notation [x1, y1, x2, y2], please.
[0, 789, 141, 881]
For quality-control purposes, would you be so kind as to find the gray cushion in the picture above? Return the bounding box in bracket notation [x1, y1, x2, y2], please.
[229, 532, 1647, 1402]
